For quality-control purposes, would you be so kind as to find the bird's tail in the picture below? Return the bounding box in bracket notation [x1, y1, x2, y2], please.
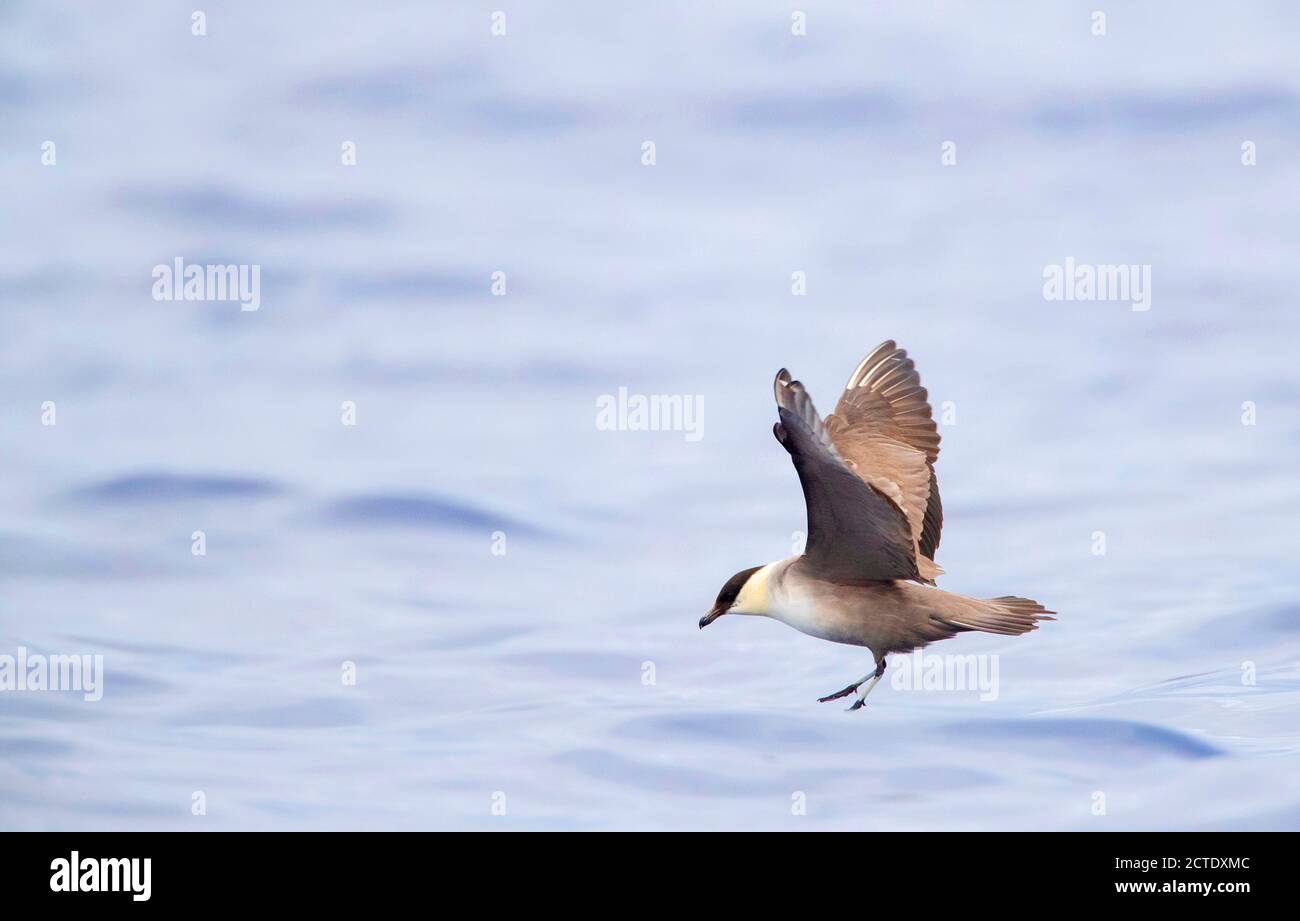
[936, 594, 1056, 637]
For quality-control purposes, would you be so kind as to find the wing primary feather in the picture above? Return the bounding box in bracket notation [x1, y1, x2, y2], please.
[824, 341, 945, 574]
[845, 340, 896, 389]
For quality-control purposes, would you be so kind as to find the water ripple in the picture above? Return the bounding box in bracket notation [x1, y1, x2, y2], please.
[320, 493, 547, 536]
[65, 472, 284, 504]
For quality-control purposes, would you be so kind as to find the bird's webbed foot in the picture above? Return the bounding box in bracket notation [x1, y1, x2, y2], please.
[817, 682, 861, 703]
[833, 659, 887, 711]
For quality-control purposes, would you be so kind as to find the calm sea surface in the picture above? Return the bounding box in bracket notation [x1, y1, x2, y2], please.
[2, 3, 1299, 830]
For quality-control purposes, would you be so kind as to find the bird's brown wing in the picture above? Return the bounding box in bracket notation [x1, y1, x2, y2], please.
[772, 369, 921, 584]
[823, 341, 943, 580]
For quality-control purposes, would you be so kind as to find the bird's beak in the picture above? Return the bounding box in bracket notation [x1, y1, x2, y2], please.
[699, 603, 727, 629]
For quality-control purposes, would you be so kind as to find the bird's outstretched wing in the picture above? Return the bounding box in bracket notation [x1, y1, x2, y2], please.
[824, 341, 943, 579]
[773, 369, 921, 584]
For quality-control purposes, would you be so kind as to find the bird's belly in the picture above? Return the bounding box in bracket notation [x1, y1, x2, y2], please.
[769, 591, 868, 647]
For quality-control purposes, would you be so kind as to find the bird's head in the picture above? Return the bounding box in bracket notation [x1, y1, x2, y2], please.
[700, 564, 769, 628]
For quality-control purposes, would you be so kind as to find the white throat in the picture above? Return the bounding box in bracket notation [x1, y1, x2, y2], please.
[731, 559, 790, 616]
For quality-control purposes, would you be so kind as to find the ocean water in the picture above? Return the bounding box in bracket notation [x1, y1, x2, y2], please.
[2, 2, 1299, 830]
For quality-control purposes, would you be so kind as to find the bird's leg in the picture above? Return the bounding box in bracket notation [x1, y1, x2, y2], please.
[846, 658, 887, 712]
[819, 658, 886, 704]
[817, 678, 866, 703]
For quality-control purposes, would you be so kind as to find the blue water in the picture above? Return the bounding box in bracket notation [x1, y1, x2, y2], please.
[3, 3, 1299, 830]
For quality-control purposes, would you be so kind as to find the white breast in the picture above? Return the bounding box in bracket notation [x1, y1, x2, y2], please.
[766, 561, 869, 647]
[768, 570, 837, 641]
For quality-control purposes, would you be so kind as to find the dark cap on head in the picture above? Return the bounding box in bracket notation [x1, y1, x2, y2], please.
[700, 565, 761, 628]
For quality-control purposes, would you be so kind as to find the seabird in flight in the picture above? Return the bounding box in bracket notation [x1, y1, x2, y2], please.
[700, 341, 1055, 710]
